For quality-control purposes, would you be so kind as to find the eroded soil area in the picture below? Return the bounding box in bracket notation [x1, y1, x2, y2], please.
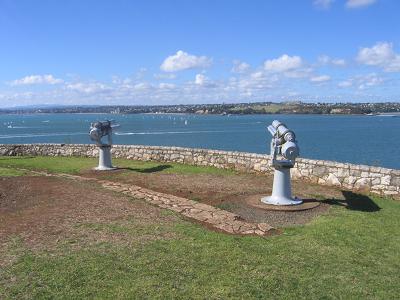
[0, 176, 179, 266]
[82, 168, 346, 227]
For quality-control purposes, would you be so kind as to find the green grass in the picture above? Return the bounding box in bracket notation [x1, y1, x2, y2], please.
[0, 156, 97, 174]
[76, 220, 172, 236]
[1, 195, 400, 299]
[0, 166, 27, 177]
[229, 103, 296, 114]
[0, 156, 235, 176]
[0, 156, 399, 298]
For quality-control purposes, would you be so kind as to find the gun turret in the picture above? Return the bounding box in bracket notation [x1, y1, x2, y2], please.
[89, 120, 120, 146]
[261, 120, 302, 206]
[89, 120, 120, 170]
[268, 120, 299, 167]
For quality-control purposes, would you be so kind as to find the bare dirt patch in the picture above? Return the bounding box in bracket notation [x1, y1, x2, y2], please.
[82, 169, 346, 227]
[0, 176, 180, 263]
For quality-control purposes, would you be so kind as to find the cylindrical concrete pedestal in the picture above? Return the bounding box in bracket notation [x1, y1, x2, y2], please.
[261, 167, 302, 205]
[96, 145, 116, 171]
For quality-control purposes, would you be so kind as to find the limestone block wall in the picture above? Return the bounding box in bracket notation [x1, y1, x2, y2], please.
[0, 143, 399, 198]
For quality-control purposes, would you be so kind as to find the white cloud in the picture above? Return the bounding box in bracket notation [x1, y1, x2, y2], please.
[135, 68, 147, 79]
[250, 71, 264, 79]
[338, 80, 353, 88]
[111, 76, 134, 86]
[264, 54, 303, 73]
[357, 42, 394, 65]
[195, 74, 207, 85]
[133, 82, 153, 90]
[194, 73, 216, 87]
[66, 82, 111, 94]
[346, 0, 376, 9]
[6, 43, 398, 106]
[357, 73, 384, 89]
[284, 67, 313, 79]
[317, 55, 331, 65]
[310, 75, 331, 82]
[159, 83, 176, 89]
[231, 60, 250, 73]
[234, 71, 278, 91]
[11, 74, 63, 86]
[338, 73, 384, 89]
[160, 50, 212, 72]
[2, 70, 393, 106]
[317, 55, 346, 66]
[356, 42, 400, 72]
[331, 58, 346, 66]
[313, 0, 334, 9]
[154, 73, 177, 80]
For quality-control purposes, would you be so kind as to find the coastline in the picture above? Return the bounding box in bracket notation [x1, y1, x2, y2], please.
[1, 111, 399, 116]
[1, 102, 399, 116]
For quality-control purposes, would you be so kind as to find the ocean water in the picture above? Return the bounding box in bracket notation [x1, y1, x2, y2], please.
[0, 113, 399, 169]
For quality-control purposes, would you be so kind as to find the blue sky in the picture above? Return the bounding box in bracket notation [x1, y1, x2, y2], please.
[0, 0, 399, 107]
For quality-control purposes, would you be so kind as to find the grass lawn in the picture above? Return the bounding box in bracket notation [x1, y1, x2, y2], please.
[0, 156, 236, 176]
[0, 156, 399, 299]
[0, 166, 27, 177]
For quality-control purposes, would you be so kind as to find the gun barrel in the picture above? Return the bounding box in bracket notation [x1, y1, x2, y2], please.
[267, 125, 276, 136]
[268, 120, 299, 162]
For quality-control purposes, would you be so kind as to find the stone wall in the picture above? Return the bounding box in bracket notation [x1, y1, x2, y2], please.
[1, 143, 399, 198]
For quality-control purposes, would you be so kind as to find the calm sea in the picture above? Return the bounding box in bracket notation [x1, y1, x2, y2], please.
[1, 113, 399, 169]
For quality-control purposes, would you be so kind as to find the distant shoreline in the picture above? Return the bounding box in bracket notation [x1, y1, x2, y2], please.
[0, 112, 373, 116]
[1, 102, 399, 116]
[1, 112, 400, 117]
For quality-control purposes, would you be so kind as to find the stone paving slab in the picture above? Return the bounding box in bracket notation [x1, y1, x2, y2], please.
[20, 169, 276, 236]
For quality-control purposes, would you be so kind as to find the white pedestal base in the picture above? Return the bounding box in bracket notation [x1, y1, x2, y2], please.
[261, 167, 302, 206]
[95, 145, 116, 171]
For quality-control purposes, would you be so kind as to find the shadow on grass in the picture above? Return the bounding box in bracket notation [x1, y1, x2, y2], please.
[324, 190, 381, 212]
[117, 165, 172, 174]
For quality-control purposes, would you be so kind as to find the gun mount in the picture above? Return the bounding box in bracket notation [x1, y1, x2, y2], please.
[261, 120, 302, 206]
[89, 120, 120, 170]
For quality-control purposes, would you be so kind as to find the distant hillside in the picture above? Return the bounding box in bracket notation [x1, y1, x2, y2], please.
[1, 101, 399, 115]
